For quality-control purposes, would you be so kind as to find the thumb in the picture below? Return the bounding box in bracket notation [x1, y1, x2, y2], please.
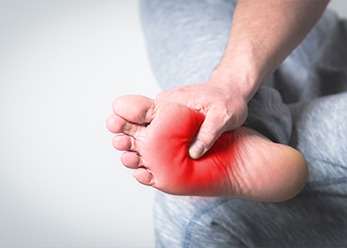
[188, 113, 223, 159]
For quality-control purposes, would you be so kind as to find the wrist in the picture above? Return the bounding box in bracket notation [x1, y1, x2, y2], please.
[209, 55, 261, 102]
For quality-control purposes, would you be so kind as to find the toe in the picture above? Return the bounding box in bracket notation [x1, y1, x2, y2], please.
[113, 95, 156, 124]
[121, 152, 144, 169]
[133, 168, 154, 186]
[113, 134, 138, 152]
[106, 114, 145, 136]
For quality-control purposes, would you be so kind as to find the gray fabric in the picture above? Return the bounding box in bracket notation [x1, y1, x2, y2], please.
[140, 0, 347, 246]
[244, 86, 292, 144]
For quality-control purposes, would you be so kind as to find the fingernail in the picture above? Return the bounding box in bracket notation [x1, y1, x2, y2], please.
[189, 140, 205, 159]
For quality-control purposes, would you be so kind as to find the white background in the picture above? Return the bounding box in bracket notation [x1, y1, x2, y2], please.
[0, 1, 346, 247]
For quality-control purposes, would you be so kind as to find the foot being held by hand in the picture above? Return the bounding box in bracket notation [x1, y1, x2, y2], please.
[106, 95, 307, 202]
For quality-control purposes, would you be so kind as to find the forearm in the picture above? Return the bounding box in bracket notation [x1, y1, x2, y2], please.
[211, 0, 329, 101]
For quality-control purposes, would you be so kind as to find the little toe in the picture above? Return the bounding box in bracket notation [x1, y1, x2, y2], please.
[113, 95, 156, 124]
[121, 152, 144, 169]
[106, 114, 144, 137]
[133, 168, 154, 186]
[113, 134, 138, 152]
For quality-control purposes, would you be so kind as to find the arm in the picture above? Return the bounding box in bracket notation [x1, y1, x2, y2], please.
[157, 0, 329, 159]
[212, 0, 330, 101]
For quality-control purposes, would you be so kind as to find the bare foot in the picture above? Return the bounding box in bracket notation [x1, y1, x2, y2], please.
[106, 95, 307, 202]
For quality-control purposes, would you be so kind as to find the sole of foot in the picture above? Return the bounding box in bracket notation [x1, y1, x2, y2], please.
[107, 95, 308, 202]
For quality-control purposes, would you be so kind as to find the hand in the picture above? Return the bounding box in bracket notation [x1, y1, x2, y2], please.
[156, 80, 249, 159]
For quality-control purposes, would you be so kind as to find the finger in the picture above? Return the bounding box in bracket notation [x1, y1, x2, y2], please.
[188, 112, 225, 159]
[156, 87, 188, 104]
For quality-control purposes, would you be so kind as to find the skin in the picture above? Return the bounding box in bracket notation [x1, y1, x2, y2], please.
[106, 95, 308, 202]
[156, 0, 330, 159]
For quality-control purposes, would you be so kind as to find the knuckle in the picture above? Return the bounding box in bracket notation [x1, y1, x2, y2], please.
[222, 103, 248, 129]
[200, 120, 223, 140]
[155, 91, 166, 100]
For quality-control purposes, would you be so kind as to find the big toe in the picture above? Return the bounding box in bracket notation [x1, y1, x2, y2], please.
[113, 95, 156, 124]
[106, 114, 144, 137]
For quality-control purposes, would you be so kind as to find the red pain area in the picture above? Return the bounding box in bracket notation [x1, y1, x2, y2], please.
[141, 105, 239, 196]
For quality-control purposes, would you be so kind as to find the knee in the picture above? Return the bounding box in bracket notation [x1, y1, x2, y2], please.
[154, 193, 212, 247]
[154, 193, 245, 247]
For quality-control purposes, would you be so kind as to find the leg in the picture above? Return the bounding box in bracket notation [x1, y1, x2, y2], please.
[275, 10, 347, 103]
[138, 1, 347, 246]
[140, 0, 236, 89]
[290, 92, 347, 185]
